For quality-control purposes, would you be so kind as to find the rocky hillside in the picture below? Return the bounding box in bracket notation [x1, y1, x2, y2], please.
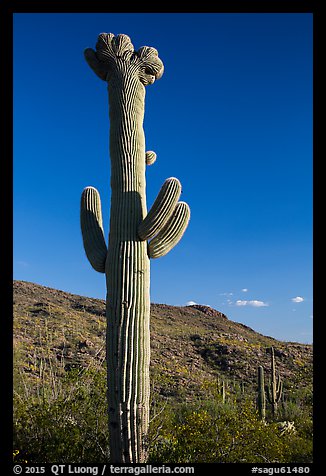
[13, 280, 312, 400]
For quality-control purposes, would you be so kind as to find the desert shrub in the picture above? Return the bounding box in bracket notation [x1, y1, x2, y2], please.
[13, 366, 109, 463]
[13, 362, 312, 464]
[148, 398, 313, 463]
[280, 386, 313, 435]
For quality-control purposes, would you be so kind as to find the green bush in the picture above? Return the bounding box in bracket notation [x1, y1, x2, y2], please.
[13, 367, 109, 463]
[13, 365, 312, 464]
[148, 398, 313, 463]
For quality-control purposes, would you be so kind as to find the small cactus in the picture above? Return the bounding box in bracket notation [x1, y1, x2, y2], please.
[266, 346, 283, 418]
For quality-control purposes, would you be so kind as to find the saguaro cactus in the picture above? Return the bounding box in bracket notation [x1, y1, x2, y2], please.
[217, 376, 227, 403]
[257, 365, 266, 421]
[80, 33, 190, 463]
[266, 346, 283, 418]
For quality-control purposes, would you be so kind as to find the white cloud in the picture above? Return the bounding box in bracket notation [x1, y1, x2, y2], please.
[185, 301, 212, 307]
[241, 288, 248, 292]
[235, 299, 269, 307]
[291, 296, 304, 303]
[236, 300, 247, 306]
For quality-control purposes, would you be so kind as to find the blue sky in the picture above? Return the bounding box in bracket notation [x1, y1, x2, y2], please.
[13, 13, 313, 344]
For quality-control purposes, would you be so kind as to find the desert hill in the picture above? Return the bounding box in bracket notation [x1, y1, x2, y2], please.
[13, 280, 312, 401]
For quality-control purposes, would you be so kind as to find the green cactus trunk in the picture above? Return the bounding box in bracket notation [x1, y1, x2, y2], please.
[80, 33, 190, 463]
[257, 365, 266, 421]
[105, 74, 150, 463]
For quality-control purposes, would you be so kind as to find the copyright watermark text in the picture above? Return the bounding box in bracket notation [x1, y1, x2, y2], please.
[12, 465, 194, 476]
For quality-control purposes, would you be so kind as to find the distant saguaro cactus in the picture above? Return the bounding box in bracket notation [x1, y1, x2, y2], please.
[266, 347, 283, 418]
[257, 365, 266, 421]
[217, 376, 227, 403]
[80, 33, 190, 463]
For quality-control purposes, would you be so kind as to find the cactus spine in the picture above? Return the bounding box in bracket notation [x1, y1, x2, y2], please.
[257, 365, 266, 421]
[80, 33, 190, 463]
[266, 346, 283, 417]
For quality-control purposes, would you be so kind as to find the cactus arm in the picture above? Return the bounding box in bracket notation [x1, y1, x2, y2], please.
[138, 177, 182, 241]
[80, 186, 107, 273]
[148, 201, 190, 259]
[276, 377, 283, 403]
[145, 150, 156, 166]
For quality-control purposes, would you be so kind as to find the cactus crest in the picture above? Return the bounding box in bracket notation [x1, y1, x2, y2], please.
[84, 33, 164, 84]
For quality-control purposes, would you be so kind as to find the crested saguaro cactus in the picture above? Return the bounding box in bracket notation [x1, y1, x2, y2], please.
[80, 33, 190, 463]
[266, 347, 283, 418]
